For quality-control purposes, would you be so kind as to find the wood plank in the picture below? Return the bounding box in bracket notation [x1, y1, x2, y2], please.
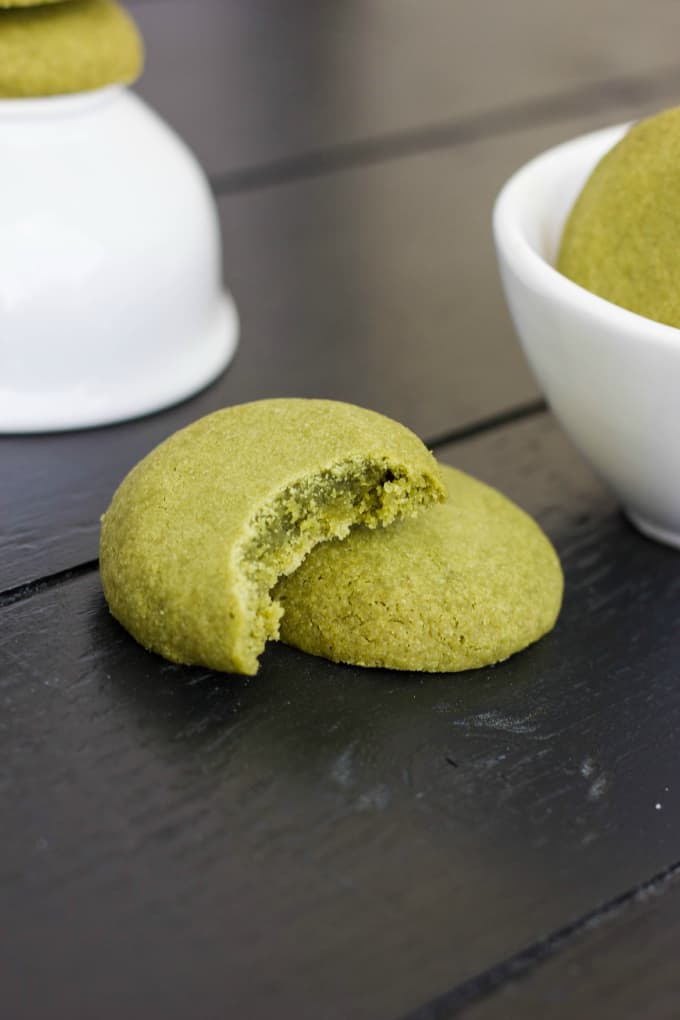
[128, 0, 680, 178]
[4, 414, 680, 1020]
[0, 101, 667, 591]
[457, 870, 680, 1020]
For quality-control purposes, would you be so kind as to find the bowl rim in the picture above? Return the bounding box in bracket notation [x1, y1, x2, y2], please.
[492, 119, 680, 352]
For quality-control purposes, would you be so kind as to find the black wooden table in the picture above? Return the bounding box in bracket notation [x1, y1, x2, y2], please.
[4, 4, 680, 1018]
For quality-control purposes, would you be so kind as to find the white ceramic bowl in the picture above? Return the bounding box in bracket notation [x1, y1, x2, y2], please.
[493, 121, 680, 549]
[0, 86, 238, 432]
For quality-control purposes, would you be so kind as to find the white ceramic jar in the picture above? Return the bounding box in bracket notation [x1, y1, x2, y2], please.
[0, 85, 238, 432]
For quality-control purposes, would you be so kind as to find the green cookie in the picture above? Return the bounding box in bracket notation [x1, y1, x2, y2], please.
[558, 106, 680, 328]
[0, 1, 68, 7]
[100, 399, 445, 676]
[276, 464, 563, 672]
[0, 0, 143, 98]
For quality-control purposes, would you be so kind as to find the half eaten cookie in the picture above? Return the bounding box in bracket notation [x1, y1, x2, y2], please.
[100, 399, 444, 675]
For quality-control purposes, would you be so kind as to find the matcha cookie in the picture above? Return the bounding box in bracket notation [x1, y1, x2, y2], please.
[1, 1, 67, 7]
[558, 106, 680, 328]
[276, 464, 563, 672]
[0, 0, 143, 98]
[100, 399, 445, 676]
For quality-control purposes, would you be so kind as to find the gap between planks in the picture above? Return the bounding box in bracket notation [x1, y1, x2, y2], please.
[208, 66, 680, 195]
[397, 858, 680, 1020]
[0, 402, 547, 608]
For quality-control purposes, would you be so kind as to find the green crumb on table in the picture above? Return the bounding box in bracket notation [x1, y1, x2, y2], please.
[99, 399, 445, 676]
[558, 105, 680, 328]
[276, 463, 563, 672]
[0, 0, 143, 98]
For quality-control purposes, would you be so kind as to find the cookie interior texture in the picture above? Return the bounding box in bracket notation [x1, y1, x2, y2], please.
[99, 399, 445, 676]
[0, 0, 143, 98]
[557, 106, 680, 328]
[276, 464, 563, 672]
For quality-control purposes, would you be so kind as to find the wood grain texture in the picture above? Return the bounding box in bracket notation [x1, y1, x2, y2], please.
[0, 97, 671, 593]
[128, 0, 680, 179]
[3, 415, 680, 1020]
[459, 869, 680, 1020]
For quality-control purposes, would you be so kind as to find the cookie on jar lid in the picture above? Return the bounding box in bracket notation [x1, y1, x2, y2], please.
[0, 0, 143, 98]
[0, 0, 69, 7]
[276, 463, 563, 672]
[99, 399, 445, 676]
